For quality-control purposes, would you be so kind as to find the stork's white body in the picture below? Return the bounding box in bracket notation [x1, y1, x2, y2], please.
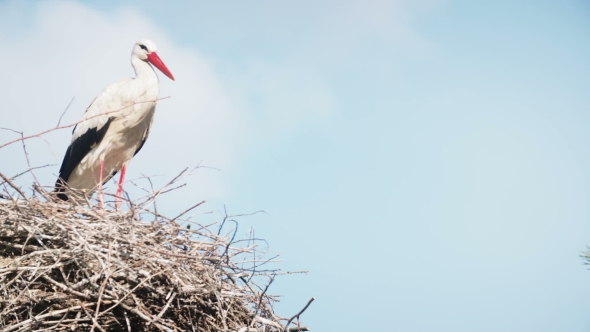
[55, 39, 174, 208]
[67, 60, 159, 191]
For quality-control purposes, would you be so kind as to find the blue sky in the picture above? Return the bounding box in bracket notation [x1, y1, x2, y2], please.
[0, 1, 589, 331]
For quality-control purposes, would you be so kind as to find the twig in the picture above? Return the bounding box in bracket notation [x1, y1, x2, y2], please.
[0, 96, 170, 149]
[150, 291, 176, 325]
[9, 164, 56, 181]
[2, 304, 96, 332]
[80, 301, 108, 332]
[284, 297, 315, 331]
[17, 130, 42, 192]
[0, 171, 28, 200]
[57, 96, 75, 127]
[124, 311, 132, 332]
[250, 275, 275, 327]
[98, 267, 172, 317]
[171, 200, 206, 222]
[119, 302, 175, 332]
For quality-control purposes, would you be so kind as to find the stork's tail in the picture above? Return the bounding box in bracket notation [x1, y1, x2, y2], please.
[54, 178, 69, 201]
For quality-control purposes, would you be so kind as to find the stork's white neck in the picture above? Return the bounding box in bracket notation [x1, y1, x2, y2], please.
[131, 56, 159, 84]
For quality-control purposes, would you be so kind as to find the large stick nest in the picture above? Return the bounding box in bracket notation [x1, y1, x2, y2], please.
[0, 192, 302, 332]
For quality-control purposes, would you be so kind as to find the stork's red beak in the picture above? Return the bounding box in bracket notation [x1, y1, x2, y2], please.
[147, 52, 175, 81]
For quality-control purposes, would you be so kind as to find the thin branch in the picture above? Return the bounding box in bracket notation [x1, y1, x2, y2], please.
[9, 164, 56, 181]
[284, 297, 315, 331]
[0, 96, 171, 149]
[57, 96, 75, 127]
[171, 200, 206, 222]
[250, 275, 275, 326]
[0, 171, 28, 200]
[149, 291, 176, 326]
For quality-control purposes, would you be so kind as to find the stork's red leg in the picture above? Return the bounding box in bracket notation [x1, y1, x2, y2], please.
[115, 164, 127, 211]
[98, 159, 105, 208]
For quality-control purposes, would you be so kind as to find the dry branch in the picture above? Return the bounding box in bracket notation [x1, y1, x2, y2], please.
[0, 97, 170, 150]
[0, 171, 28, 201]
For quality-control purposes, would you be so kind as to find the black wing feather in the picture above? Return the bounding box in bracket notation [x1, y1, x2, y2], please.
[133, 125, 151, 157]
[55, 117, 114, 200]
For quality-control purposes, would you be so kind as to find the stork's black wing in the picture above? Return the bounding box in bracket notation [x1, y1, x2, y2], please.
[55, 117, 113, 200]
[133, 121, 152, 157]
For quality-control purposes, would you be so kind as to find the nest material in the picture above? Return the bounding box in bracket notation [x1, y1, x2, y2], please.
[0, 197, 293, 332]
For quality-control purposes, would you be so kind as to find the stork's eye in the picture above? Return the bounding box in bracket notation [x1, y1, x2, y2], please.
[139, 44, 148, 51]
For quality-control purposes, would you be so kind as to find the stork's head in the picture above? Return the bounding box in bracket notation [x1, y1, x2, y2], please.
[133, 39, 175, 81]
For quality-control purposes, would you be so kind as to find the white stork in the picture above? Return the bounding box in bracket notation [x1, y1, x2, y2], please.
[55, 39, 175, 210]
